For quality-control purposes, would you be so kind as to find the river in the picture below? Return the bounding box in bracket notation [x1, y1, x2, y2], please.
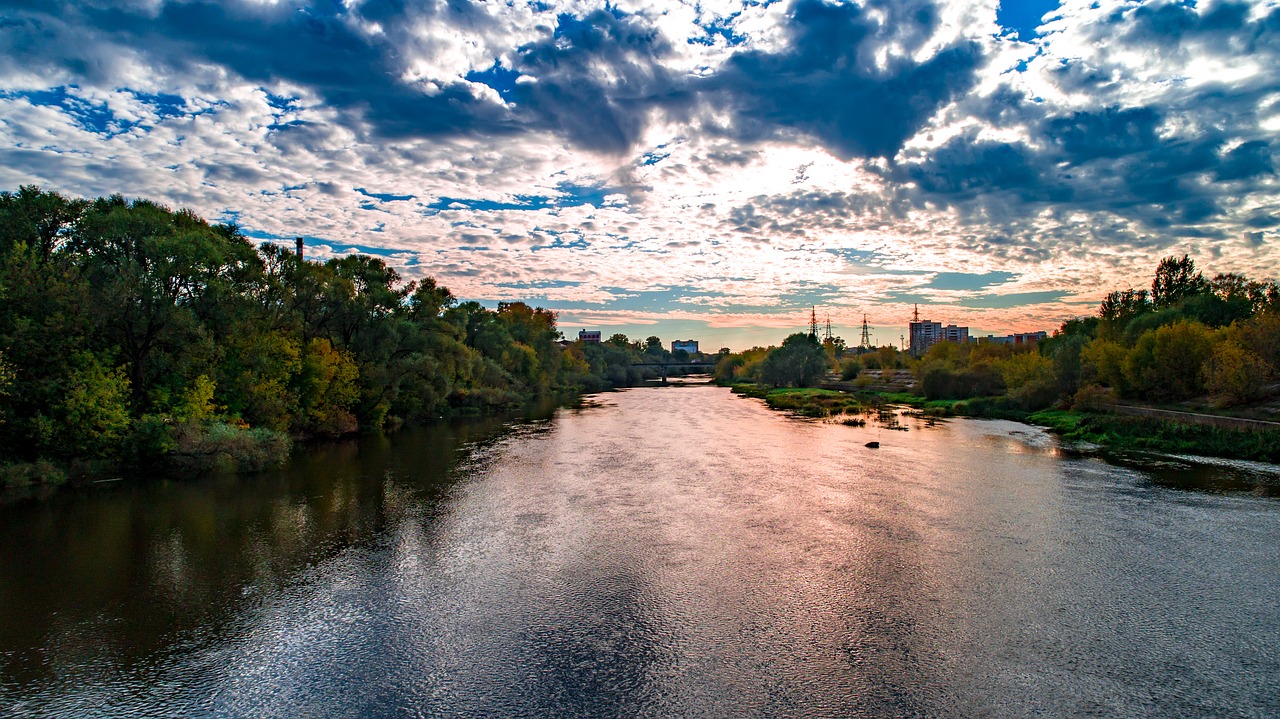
[1, 385, 1278, 718]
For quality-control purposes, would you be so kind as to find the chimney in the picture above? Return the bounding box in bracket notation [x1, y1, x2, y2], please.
[295, 236, 304, 262]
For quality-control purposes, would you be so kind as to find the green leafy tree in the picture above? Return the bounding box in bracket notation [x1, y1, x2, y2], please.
[1150, 254, 1207, 309]
[1124, 320, 1215, 400]
[760, 333, 827, 388]
[1080, 337, 1129, 392]
[56, 351, 132, 457]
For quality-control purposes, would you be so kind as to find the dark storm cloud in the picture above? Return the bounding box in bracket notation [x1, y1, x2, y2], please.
[1, 0, 985, 161]
[507, 10, 687, 154]
[0, 0, 518, 139]
[860, 0, 1280, 240]
[696, 0, 983, 160]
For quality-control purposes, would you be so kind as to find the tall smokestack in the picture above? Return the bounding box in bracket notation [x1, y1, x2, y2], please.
[295, 236, 304, 262]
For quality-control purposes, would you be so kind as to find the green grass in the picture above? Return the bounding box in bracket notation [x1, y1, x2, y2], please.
[1024, 409, 1083, 434]
[730, 384, 868, 417]
[1022, 409, 1280, 462]
[0, 460, 67, 488]
[732, 383, 1280, 462]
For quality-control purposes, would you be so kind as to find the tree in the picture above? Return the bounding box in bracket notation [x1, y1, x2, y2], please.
[1204, 341, 1266, 407]
[1124, 320, 1215, 400]
[1080, 337, 1129, 392]
[0, 185, 87, 262]
[760, 333, 827, 388]
[55, 351, 132, 457]
[1099, 288, 1149, 323]
[1150, 254, 1207, 309]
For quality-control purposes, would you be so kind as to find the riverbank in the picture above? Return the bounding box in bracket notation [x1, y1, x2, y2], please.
[725, 382, 1280, 463]
[874, 391, 1280, 463]
[0, 389, 586, 493]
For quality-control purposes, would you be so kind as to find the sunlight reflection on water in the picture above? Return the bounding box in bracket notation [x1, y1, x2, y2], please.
[2, 386, 1278, 717]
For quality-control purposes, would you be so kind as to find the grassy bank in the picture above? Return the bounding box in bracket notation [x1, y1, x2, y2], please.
[1024, 409, 1280, 463]
[729, 384, 866, 417]
[727, 382, 1280, 463]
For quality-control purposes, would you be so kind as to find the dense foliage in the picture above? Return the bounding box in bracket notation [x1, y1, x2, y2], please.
[0, 187, 665, 480]
[716, 255, 1280, 447]
[912, 255, 1280, 416]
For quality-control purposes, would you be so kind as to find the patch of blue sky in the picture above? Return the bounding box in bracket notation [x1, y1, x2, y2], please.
[827, 248, 882, 263]
[4, 86, 201, 136]
[885, 289, 1068, 309]
[639, 150, 670, 166]
[961, 290, 1069, 309]
[557, 182, 620, 207]
[580, 286, 727, 312]
[494, 279, 582, 289]
[426, 181, 620, 214]
[777, 282, 844, 309]
[552, 12, 600, 42]
[264, 92, 298, 111]
[427, 195, 553, 212]
[355, 187, 415, 203]
[240, 229, 413, 263]
[6, 86, 123, 136]
[926, 271, 1017, 292]
[996, 0, 1062, 40]
[531, 235, 590, 251]
[465, 63, 521, 100]
[688, 15, 748, 47]
[131, 91, 188, 120]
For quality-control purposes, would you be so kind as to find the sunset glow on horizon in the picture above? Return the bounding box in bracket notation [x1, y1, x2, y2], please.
[2, 0, 1277, 350]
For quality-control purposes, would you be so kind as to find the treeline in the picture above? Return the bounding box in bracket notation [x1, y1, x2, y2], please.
[714, 333, 851, 386]
[916, 255, 1280, 414]
[713, 254, 1280, 419]
[0, 187, 660, 481]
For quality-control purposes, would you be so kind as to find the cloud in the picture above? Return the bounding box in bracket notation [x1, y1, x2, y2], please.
[1, 0, 1279, 348]
[696, 0, 984, 160]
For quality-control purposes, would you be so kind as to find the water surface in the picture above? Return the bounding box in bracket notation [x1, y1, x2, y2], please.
[2, 386, 1277, 717]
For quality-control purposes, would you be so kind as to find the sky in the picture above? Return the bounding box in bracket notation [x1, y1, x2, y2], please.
[0, 0, 1277, 350]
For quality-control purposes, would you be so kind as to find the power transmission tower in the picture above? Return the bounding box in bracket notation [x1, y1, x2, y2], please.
[809, 306, 818, 338]
[860, 314, 872, 349]
[824, 314, 834, 343]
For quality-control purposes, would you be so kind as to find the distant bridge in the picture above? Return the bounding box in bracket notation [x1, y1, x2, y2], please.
[630, 361, 715, 383]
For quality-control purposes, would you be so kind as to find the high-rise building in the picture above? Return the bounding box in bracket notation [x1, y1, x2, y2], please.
[909, 319, 942, 356]
[908, 306, 969, 355]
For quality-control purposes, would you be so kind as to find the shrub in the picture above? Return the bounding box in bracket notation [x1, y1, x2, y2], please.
[1071, 384, 1113, 412]
[1203, 341, 1267, 407]
[839, 357, 862, 380]
[169, 421, 291, 473]
[0, 459, 66, 488]
[922, 364, 1005, 400]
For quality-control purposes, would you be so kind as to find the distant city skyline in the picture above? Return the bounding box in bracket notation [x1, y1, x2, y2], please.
[2, 0, 1276, 350]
